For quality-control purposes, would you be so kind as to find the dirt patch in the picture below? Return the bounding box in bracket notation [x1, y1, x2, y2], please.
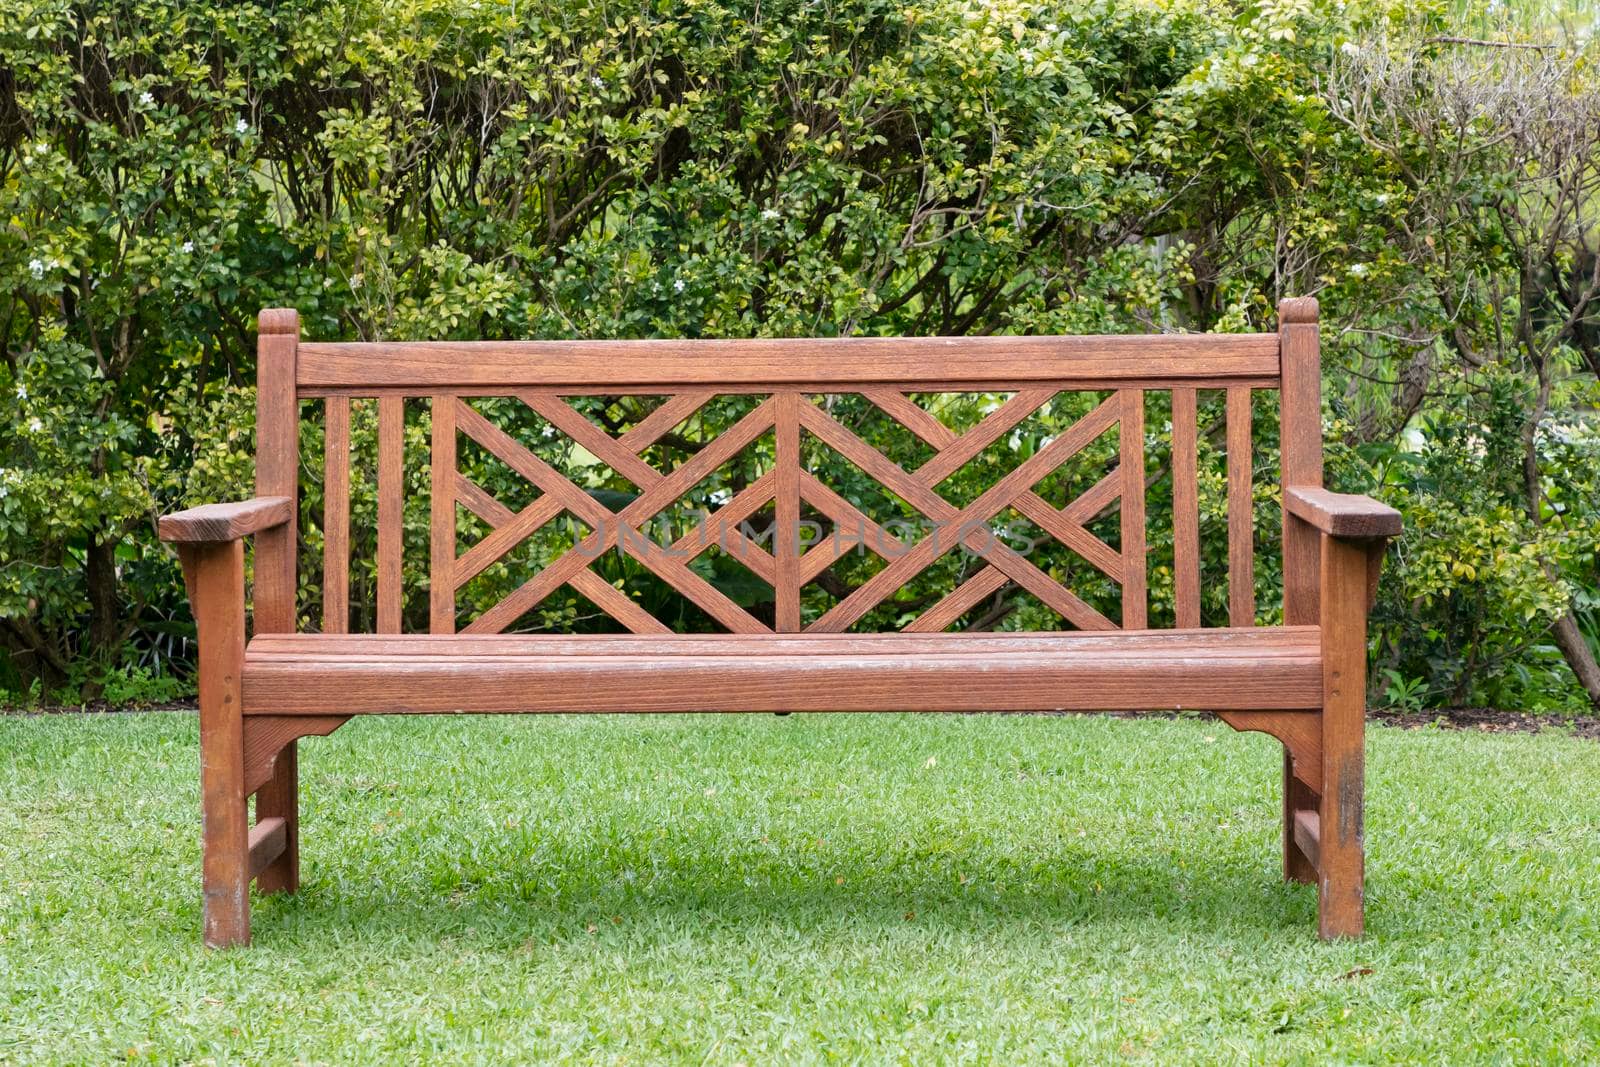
[1366, 706, 1600, 741]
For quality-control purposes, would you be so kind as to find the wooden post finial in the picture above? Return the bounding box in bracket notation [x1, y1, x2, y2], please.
[1278, 297, 1319, 325]
[259, 308, 301, 336]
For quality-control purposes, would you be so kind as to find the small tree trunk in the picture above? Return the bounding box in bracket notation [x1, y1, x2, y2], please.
[83, 531, 120, 699]
[1552, 613, 1600, 710]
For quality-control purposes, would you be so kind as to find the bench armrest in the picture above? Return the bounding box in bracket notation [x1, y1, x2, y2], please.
[1284, 487, 1401, 540]
[159, 497, 293, 544]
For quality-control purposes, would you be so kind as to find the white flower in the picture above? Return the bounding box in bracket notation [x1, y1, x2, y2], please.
[28, 258, 45, 280]
[1348, 263, 1369, 277]
[1340, 41, 1361, 57]
[590, 75, 605, 89]
[15, 385, 25, 400]
[673, 278, 685, 292]
[350, 272, 364, 289]
[1374, 193, 1389, 205]
[28, 418, 43, 433]
[181, 241, 195, 254]
[1020, 49, 1034, 62]
[1045, 22, 1057, 32]
[34, 142, 48, 155]
[761, 208, 782, 220]
[139, 91, 154, 106]
[235, 119, 249, 134]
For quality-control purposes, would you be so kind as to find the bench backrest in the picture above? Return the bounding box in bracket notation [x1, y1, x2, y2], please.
[251, 300, 1324, 638]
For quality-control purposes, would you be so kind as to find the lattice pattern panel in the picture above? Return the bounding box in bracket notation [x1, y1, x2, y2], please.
[314, 386, 1260, 635]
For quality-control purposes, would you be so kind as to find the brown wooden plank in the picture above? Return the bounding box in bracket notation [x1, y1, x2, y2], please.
[252, 742, 298, 894]
[178, 539, 250, 948]
[1279, 298, 1322, 626]
[462, 398, 776, 634]
[377, 396, 404, 634]
[861, 389, 954, 447]
[1283, 747, 1320, 883]
[1318, 534, 1368, 939]
[1284, 487, 1402, 539]
[567, 567, 673, 634]
[615, 391, 716, 451]
[670, 470, 778, 584]
[1226, 387, 1254, 628]
[430, 396, 456, 634]
[323, 397, 350, 635]
[248, 625, 1322, 659]
[520, 392, 662, 487]
[454, 474, 516, 529]
[902, 567, 1009, 633]
[453, 496, 565, 590]
[244, 629, 1322, 715]
[1292, 809, 1321, 873]
[247, 817, 287, 880]
[254, 309, 299, 634]
[774, 392, 802, 631]
[1119, 389, 1147, 629]
[297, 334, 1282, 389]
[801, 397, 1120, 632]
[912, 388, 1055, 486]
[1171, 387, 1201, 629]
[159, 497, 293, 543]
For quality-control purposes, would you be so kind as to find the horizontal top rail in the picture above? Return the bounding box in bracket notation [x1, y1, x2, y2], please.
[294, 334, 1281, 392]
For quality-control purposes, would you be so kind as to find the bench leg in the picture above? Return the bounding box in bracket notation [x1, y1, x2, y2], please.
[181, 540, 252, 948]
[1317, 537, 1367, 940]
[254, 740, 299, 895]
[1282, 747, 1318, 884]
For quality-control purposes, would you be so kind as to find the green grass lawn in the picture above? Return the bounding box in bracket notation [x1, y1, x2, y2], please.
[2, 711, 1598, 1064]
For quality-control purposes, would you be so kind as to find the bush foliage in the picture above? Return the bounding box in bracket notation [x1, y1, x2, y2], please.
[2, 0, 1597, 709]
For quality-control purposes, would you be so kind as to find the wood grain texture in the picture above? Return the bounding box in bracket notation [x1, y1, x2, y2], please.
[1226, 387, 1255, 628]
[1171, 387, 1200, 628]
[377, 396, 404, 634]
[159, 497, 292, 543]
[254, 309, 299, 634]
[242, 715, 349, 796]
[247, 817, 288, 880]
[253, 741, 298, 895]
[297, 334, 1281, 390]
[1119, 389, 1147, 628]
[1285, 487, 1402, 539]
[774, 392, 802, 632]
[1318, 534, 1368, 939]
[429, 396, 456, 634]
[1279, 299, 1322, 627]
[323, 398, 350, 634]
[243, 628, 1323, 715]
[178, 539, 251, 948]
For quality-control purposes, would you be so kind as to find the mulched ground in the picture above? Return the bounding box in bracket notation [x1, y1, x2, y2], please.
[6, 698, 1599, 740]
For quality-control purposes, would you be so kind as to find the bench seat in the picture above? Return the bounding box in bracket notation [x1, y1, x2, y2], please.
[243, 627, 1323, 715]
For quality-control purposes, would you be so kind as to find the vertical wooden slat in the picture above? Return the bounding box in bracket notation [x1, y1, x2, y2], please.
[377, 395, 404, 634]
[1119, 389, 1146, 629]
[1279, 298, 1323, 626]
[1279, 298, 1324, 888]
[429, 396, 456, 634]
[322, 397, 350, 634]
[1318, 534, 1368, 939]
[1171, 387, 1200, 629]
[254, 309, 299, 633]
[774, 391, 802, 632]
[1226, 386, 1255, 627]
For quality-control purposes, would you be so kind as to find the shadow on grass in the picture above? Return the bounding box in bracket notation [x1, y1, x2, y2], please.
[242, 832, 1326, 949]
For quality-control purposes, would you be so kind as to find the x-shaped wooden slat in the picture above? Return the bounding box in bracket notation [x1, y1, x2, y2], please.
[455, 394, 778, 635]
[797, 393, 1123, 633]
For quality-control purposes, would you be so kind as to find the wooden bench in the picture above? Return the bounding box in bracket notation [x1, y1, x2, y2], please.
[159, 299, 1400, 947]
